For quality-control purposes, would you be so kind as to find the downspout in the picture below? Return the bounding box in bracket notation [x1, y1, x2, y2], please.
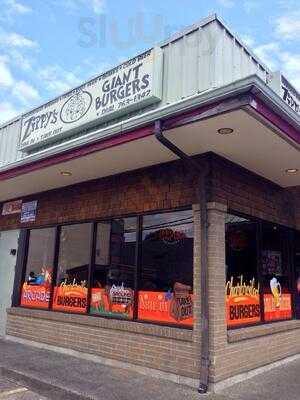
[154, 120, 209, 394]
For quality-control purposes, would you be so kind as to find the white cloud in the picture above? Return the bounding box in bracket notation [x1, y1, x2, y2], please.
[279, 52, 300, 91]
[0, 101, 19, 124]
[12, 80, 40, 105]
[254, 42, 280, 70]
[9, 49, 34, 71]
[217, 0, 234, 7]
[0, 56, 14, 87]
[56, 0, 106, 14]
[4, 0, 32, 14]
[275, 11, 300, 40]
[0, 32, 38, 48]
[240, 34, 255, 48]
[38, 64, 81, 95]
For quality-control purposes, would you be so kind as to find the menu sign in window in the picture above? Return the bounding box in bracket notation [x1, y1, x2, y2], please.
[52, 282, 88, 313]
[138, 283, 193, 327]
[19, 48, 163, 151]
[264, 277, 292, 321]
[226, 276, 261, 327]
[90, 285, 134, 319]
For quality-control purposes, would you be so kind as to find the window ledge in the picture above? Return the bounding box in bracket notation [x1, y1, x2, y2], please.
[228, 320, 300, 343]
[7, 307, 193, 342]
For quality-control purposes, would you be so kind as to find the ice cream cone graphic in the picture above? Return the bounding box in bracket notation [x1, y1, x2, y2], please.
[270, 277, 281, 308]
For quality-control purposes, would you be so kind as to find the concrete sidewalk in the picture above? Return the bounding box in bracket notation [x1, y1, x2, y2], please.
[0, 338, 299, 400]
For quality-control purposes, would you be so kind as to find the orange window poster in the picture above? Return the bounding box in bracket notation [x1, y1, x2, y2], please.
[226, 276, 261, 327]
[52, 284, 87, 313]
[264, 293, 292, 321]
[90, 285, 133, 319]
[21, 283, 51, 309]
[264, 277, 292, 321]
[21, 267, 52, 309]
[138, 283, 193, 327]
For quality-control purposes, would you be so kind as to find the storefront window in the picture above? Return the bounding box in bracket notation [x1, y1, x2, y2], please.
[226, 213, 296, 329]
[138, 210, 194, 326]
[225, 214, 261, 328]
[294, 231, 300, 319]
[90, 218, 137, 319]
[21, 228, 56, 309]
[52, 223, 92, 314]
[261, 225, 292, 322]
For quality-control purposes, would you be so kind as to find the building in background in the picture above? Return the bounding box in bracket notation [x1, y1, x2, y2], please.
[0, 14, 299, 392]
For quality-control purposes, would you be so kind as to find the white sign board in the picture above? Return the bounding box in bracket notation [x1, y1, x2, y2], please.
[19, 48, 163, 151]
[268, 72, 300, 115]
[21, 201, 38, 223]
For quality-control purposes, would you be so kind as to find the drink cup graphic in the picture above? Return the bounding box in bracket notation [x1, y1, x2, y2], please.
[270, 277, 281, 308]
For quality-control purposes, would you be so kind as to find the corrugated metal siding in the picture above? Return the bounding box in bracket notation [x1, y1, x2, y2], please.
[0, 119, 23, 168]
[0, 18, 269, 170]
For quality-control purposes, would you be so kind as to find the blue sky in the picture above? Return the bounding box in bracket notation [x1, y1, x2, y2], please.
[0, 0, 299, 124]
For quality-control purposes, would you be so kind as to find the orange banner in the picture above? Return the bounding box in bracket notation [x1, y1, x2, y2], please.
[21, 283, 50, 309]
[226, 295, 261, 327]
[264, 293, 292, 321]
[138, 291, 193, 326]
[91, 288, 133, 318]
[52, 285, 87, 313]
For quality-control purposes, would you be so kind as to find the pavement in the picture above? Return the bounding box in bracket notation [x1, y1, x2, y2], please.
[0, 338, 299, 400]
[0, 375, 48, 400]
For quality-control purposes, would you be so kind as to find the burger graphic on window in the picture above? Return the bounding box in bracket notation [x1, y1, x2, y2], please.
[60, 90, 92, 123]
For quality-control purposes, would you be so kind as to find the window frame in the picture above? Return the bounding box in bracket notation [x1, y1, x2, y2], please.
[226, 209, 299, 330]
[18, 206, 194, 330]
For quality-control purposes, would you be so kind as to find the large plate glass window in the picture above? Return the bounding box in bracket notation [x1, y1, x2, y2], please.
[138, 209, 194, 326]
[225, 214, 261, 328]
[261, 224, 292, 322]
[52, 223, 92, 313]
[90, 218, 137, 319]
[21, 228, 56, 309]
[295, 231, 300, 319]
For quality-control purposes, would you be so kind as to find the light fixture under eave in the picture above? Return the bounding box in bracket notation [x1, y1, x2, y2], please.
[285, 168, 298, 174]
[60, 171, 72, 176]
[217, 128, 234, 135]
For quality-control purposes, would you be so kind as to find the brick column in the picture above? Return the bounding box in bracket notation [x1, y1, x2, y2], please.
[206, 202, 227, 381]
[192, 204, 202, 344]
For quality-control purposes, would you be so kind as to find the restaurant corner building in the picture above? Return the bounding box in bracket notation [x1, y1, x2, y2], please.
[0, 14, 299, 392]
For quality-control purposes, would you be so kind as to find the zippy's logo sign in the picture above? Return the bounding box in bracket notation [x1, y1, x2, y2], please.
[19, 48, 163, 151]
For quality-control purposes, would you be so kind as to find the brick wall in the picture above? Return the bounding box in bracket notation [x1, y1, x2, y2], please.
[0, 159, 200, 231]
[288, 186, 300, 230]
[0, 153, 298, 231]
[2, 153, 300, 387]
[206, 202, 300, 385]
[210, 155, 296, 228]
[6, 308, 199, 379]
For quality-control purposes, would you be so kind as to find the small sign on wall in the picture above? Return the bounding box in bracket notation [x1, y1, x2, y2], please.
[21, 201, 38, 223]
[2, 200, 22, 215]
